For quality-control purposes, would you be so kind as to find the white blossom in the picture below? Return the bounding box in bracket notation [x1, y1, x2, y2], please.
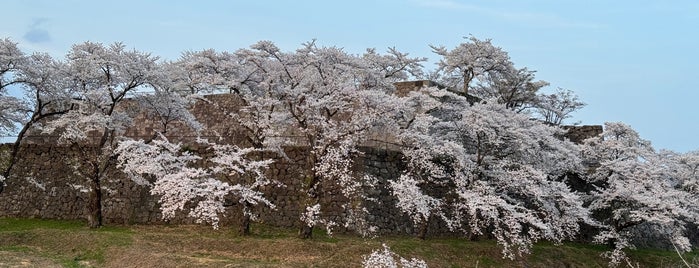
[299, 204, 337, 235]
[431, 35, 511, 94]
[362, 244, 428, 268]
[395, 89, 590, 258]
[228, 40, 413, 237]
[389, 175, 441, 226]
[301, 204, 322, 227]
[534, 88, 586, 125]
[583, 122, 699, 265]
[0, 38, 29, 136]
[116, 136, 274, 229]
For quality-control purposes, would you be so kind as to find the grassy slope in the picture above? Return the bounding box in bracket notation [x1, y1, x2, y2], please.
[0, 218, 696, 267]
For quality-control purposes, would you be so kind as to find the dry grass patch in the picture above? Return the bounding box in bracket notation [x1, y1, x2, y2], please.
[0, 218, 696, 267]
[102, 225, 371, 267]
[0, 250, 62, 268]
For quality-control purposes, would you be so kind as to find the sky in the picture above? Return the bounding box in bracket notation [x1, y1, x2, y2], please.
[2, 0, 698, 152]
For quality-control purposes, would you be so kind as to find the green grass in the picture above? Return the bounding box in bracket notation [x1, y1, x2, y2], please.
[627, 247, 699, 268]
[0, 217, 696, 267]
[0, 218, 134, 267]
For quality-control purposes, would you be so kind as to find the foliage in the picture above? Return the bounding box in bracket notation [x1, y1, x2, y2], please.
[36, 41, 160, 227]
[362, 46, 426, 86]
[39, 42, 158, 142]
[431, 36, 584, 120]
[472, 66, 548, 111]
[223, 40, 419, 237]
[394, 88, 591, 258]
[534, 87, 586, 125]
[3, 36, 697, 267]
[431, 35, 511, 94]
[582, 122, 699, 266]
[0, 38, 28, 136]
[362, 244, 428, 268]
[0, 41, 73, 181]
[116, 136, 275, 229]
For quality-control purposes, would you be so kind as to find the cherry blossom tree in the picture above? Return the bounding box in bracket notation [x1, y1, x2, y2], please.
[132, 42, 407, 236]
[0, 39, 76, 194]
[393, 87, 591, 258]
[582, 122, 699, 266]
[150, 49, 280, 235]
[2, 52, 72, 182]
[472, 65, 549, 111]
[672, 150, 699, 194]
[431, 36, 511, 95]
[167, 49, 250, 95]
[233, 40, 412, 238]
[161, 47, 283, 234]
[164, 43, 415, 237]
[115, 136, 274, 230]
[361, 47, 426, 89]
[0, 38, 26, 138]
[533, 87, 586, 125]
[276, 42, 382, 238]
[108, 46, 282, 233]
[386, 87, 467, 239]
[432, 36, 584, 116]
[0, 38, 28, 189]
[40, 41, 159, 228]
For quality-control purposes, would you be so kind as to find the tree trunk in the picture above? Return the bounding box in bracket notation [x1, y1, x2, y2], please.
[417, 216, 431, 240]
[2, 120, 35, 190]
[238, 202, 252, 236]
[299, 224, 313, 239]
[86, 127, 114, 229]
[2, 106, 69, 188]
[2, 139, 21, 184]
[86, 172, 102, 228]
[462, 68, 473, 95]
[298, 173, 320, 239]
[239, 214, 251, 236]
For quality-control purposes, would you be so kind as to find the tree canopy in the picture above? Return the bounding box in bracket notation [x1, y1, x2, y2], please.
[0, 36, 694, 266]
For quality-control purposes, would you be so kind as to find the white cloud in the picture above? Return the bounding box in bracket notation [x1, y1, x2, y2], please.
[24, 29, 50, 43]
[23, 18, 52, 44]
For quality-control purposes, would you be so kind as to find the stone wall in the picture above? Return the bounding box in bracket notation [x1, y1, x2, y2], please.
[0, 87, 604, 238]
[394, 80, 445, 97]
[0, 142, 437, 235]
[7, 90, 692, 249]
[0, 143, 164, 224]
[562, 125, 603, 143]
[394, 80, 481, 104]
[3, 142, 695, 248]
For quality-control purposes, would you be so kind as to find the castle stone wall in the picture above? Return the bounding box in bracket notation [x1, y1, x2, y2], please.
[0, 143, 444, 235]
[0, 89, 604, 238]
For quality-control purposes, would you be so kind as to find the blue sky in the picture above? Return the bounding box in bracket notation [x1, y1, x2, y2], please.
[2, 0, 698, 152]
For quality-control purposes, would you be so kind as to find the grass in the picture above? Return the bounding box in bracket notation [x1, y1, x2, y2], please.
[0, 218, 696, 267]
[0, 218, 134, 267]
